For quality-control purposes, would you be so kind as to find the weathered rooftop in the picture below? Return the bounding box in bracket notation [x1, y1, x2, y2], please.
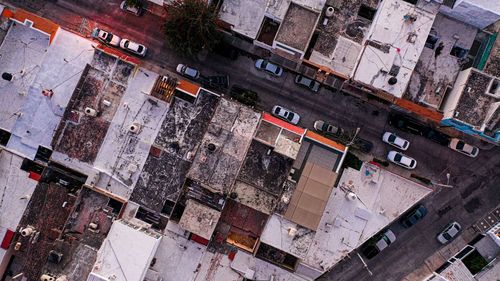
[405, 14, 478, 108]
[187, 99, 259, 194]
[218, 0, 267, 40]
[178, 199, 221, 240]
[274, 2, 320, 52]
[237, 140, 294, 196]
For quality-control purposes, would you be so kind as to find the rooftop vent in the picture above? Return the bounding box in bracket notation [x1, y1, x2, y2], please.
[84, 107, 97, 117]
[388, 77, 398, 85]
[207, 143, 216, 152]
[129, 123, 141, 134]
[325, 6, 335, 17]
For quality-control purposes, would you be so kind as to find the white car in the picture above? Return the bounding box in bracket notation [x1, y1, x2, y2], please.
[255, 59, 283, 77]
[272, 105, 300, 125]
[387, 151, 417, 169]
[382, 132, 410, 150]
[375, 229, 396, 251]
[448, 138, 479, 158]
[119, 39, 147, 56]
[176, 64, 200, 80]
[120, 1, 143, 16]
[437, 222, 461, 244]
[92, 28, 121, 46]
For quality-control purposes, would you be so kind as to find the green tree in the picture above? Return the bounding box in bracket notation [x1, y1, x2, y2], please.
[164, 0, 221, 57]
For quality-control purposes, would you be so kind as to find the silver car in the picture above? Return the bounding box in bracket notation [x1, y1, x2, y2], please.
[295, 75, 320, 92]
[387, 151, 417, 169]
[448, 138, 479, 158]
[176, 64, 200, 80]
[255, 59, 283, 77]
[437, 222, 461, 244]
[272, 105, 300, 125]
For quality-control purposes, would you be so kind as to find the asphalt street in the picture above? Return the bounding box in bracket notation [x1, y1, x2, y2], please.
[2, 0, 499, 280]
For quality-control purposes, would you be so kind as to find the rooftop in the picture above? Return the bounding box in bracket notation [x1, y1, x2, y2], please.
[454, 69, 499, 128]
[186, 98, 260, 194]
[130, 90, 219, 214]
[52, 50, 134, 163]
[274, 2, 320, 52]
[90, 220, 161, 281]
[218, 0, 267, 40]
[405, 14, 478, 109]
[236, 140, 294, 196]
[352, 0, 439, 98]
[178, 199, 221, 240]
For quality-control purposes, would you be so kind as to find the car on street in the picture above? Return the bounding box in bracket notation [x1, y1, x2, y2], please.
[388, 113, 426, 136]
[437, 222, 462, 244]
[382, 132, 410, 150]
[92, 28, 121, 46]
[120, 1, 143, 16]
[295, 74, 320, 92]
[423, 128, 450, 146]
[119, 39, 147, 56]
[400, 205, 427, 228]
[353, 138, 374, 153]
[387, 151, 417, 169]
[272, 105, 300, 125]
[448, 138, 479, 157]
[200, 75, 230, 90]
[176, 64, 200, 80]
[361, 229, 396, 259]
[313, 120, 344, 137]
[255, 59, 283, 77]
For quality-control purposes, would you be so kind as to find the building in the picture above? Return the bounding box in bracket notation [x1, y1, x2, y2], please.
[439, 0, 500, 29]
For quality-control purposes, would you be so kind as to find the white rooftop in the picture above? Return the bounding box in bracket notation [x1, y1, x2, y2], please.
[0, 22, 95, 159]
[89, 220, 161, 281]
[352, 0, 437, 98]
[0, 150, 38, 263]
[219, 0, 267, 40]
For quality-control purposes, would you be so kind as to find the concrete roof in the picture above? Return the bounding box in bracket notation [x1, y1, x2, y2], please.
[187, 98, 260, 194]
[439, 259, 475, 281]
[90, 220, 161, 281]
[178, 199, 221, 240]
[353, 0, 438, 98]
[232, 180, 278, 215]
[405, 14, 477, 109]
[92, 69, 169, 199]
[302, 162, 432, 271]
[218, 0, 267, 40]
[0, 23, 94, 159]
[274, 2, 320, 52]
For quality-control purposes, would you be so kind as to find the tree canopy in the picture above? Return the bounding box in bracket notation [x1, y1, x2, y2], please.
[164, 0, 221, 57]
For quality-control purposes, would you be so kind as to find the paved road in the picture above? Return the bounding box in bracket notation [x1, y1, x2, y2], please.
[3, 0, 500, 280]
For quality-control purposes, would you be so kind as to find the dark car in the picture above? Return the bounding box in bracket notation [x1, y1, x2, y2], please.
[212, 42, 239, 60]
[353, 138, 374, 153]
[230, 85, 260, 107]
[200, 75, 230, 90]
[361, 230, 396, 259]
[400, 205, 428, 228]
[423, 128, 450, 146]
[388, 113, 426, 136]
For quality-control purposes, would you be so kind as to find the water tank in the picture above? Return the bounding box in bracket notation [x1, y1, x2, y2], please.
[325, 6, 335, 17]
[129, 123, 141, 134]
[2, 72, 13, 81]
[84, 107, 97, 117]
[388, 77, 398, 85]
[20, 226, 34, 237]
[40, 275, 55, 281]
[346, 192, 357, 201]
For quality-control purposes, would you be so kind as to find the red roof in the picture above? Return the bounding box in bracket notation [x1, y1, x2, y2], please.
[3, 8, 59, 44]
[96, 44, 141, 65]
[305, 131, 346, 152]
[261, 112, 306, 136]
[1, 229, 15, 250]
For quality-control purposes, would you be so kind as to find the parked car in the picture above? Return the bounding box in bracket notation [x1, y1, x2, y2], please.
[200, 75, 230, 90]
[295, 74, 320, 92]
[92, 28, 121, 46]
[230, 85, 260, 107]
[119, 39, 147, 56]
[313, 120, 344, 137]
[387, 151, 417, 169]
[361, 229, 396, 259]
[388, 113, 426, 136]
[437, 222, 462, 244]
[176, 64, 200, 80]
[400, 205, 427, 228]
[448, 138, 479, 157]
[272, 105, 300, 125]
[382, 132, 410, 150]
[353, 138, 374, 153]
[423, 128, 450, 146]
[255, 59, 283, 77]
[120, 1, 143, 16]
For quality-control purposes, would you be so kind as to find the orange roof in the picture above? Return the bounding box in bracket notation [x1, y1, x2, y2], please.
[262, 113, 306, 135]
[394, 98, 443, 123]
[305, 130, 346, 152]
[96, 44, 141, 65]
[177, 80, 200, 97]
[5, 8, 59, 44]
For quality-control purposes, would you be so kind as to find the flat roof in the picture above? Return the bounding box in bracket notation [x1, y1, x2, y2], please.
[455, 69, 498, 128]
[404, 14, 477, 108]
[187, 99, 260, 194]
[284, 162, 337, 230]
[232, 180, 278, 215]
[218, 0, 267, 39]
[303, 162, 432, 271]
[274, 3, 319, 52]
[353, 0, 437, 98]
[90, 220, 161, 281]
[178, 199, 221, 240]
[254, 116, 303, 159]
